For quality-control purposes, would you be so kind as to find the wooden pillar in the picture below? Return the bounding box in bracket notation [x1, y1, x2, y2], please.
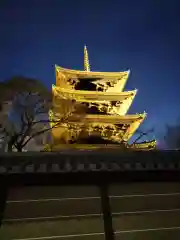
[99, 183, 115, 240]
[0, 177, 8, 227]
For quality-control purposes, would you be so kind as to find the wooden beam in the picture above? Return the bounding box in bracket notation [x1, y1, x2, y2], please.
[99, 183, 115, 240]
[0, 176, 8, 227]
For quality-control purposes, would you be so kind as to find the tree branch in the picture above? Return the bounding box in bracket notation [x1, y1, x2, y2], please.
[21, 121, 62, 148]
[130, 127, 154, 146]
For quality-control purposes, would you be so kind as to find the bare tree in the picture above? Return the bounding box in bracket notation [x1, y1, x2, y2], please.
[127, 127, 155, 149]
[132, 127, 154, 144]
[0, 91, 85, 152]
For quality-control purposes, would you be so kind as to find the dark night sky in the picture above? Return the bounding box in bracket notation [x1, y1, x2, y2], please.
[1, 0, 180, 141]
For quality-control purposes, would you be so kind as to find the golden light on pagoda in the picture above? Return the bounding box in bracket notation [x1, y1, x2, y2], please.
[84, 45, 90, 72]
[49, 46, 156, 151]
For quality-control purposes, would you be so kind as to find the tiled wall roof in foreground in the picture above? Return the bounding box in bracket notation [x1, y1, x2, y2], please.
[0, 151, 180, 175]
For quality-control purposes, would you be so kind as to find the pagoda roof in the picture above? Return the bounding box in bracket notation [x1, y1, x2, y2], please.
[69, 113, 146, 125]
[67, 113, 146, 142]
[55, 65, 130, 79]
[52, 85, 137, 103]
[128, 140, 157, 150]
[50, 113, 146, 142]
[92, 72, 129, 84]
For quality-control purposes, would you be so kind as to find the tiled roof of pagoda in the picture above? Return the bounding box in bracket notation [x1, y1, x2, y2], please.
[52, 86, 137, 102]
[55, 65, 130, 78]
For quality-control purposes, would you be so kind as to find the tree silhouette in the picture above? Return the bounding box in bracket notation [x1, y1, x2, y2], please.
[0, 76, 48, 103]
[0, 91, 84, 152]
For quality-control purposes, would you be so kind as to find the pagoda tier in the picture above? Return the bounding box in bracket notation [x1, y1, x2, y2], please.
[52, 85, 136, 102]
[52, 85, 137, 116]
[55, 65, 129, 79]
[55, 65, 129, 92]
[49, 111, 146, 142]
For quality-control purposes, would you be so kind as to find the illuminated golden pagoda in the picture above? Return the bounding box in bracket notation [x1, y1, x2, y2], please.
[49, 46, 156, 150]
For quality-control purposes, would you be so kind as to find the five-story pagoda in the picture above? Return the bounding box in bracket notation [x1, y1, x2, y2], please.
[49, 46, 156, 150]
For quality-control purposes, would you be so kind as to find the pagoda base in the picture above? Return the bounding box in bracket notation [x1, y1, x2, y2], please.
[43, 142, 156, 152]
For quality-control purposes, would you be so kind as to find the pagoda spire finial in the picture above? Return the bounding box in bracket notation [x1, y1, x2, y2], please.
[84, 45, 90, 71]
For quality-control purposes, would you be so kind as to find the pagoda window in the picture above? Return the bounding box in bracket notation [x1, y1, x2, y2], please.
[116, 124, 130, 132]
[85, 105, 106, 115]
[75, 78, 96, 91]
[67, 78, 78, 86]
[96, 85, 104, 92]
[90, 106, 98, 114]
[89, 106, 100, 114]
[107, 82, 111, 87]
[111, 101, 117, 107]
[116, 124, 124, 129]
